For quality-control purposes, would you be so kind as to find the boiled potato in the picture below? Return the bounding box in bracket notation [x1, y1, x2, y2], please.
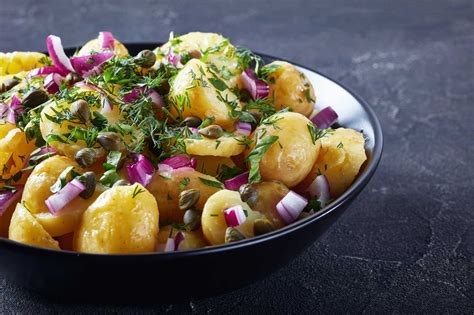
[147, 168, 222, 225]
[298, 128, 367, 198]
[169, 59, 240, 130]
[0, 122, 16, 139]
[245, 112, 320, 188]
[157, 225, 208, 251]
[0, 127, 36, 181]
[192, 156, 236, 176]
[0, 52, 48, 76]
[77, 36, 128, 57]
[252, 181, 289, 229]
[8, 203, 59, 249]
[201, 189, 265, 245]
[185, 135, 246, 157]
[264, 61, 315, 117]
[74, 183, 159, 254]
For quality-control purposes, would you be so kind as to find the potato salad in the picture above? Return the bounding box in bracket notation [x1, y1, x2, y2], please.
[0, 32, 367, 253]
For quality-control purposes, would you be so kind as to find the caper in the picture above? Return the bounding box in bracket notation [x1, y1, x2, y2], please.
[0, 77, 21, 93]
[183, 209, 201, 231]
[181, 116, 202, 128]
[79, 172, 96, 199]
[97, 132, 123, 151]
[134, 50, 156, 68]
[113, 179, 130, 187]
[198, 125, 224, 139]
[64, 72, 81, 85]
[74, 148, 97, 168]
[253, 219, 275, 236]
[188, 49, 202, 59]
[179, 189, 201, 210]
[70, 100, 91, 124]
[22, 89, 49, 108]
[225, 227, 245, 243]
[239, 184, 259, 207]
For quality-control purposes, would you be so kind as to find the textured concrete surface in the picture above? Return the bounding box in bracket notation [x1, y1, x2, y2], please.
[1, 0, 473, 313]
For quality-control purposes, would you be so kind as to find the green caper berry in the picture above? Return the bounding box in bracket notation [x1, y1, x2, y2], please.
[22, 89, 49, 108]
[198, 125, 224, 139]
[70, 99, 91, 124]
[135, 50, 156, 68]
[188, 49, 202, 59]
[181, 116, 202, 128]
[0, 77, 21, 93]
[225, 227, 246, 243]
[183, 209, 201, 231]
[239, 184, 258, 207]
[253, 219, 275, 236]
[74, 148, 97, 168]
[179, 189, 201, 210]
[79, 172, 96, 199]
[113, 179, 130, 187]
[97, 132, 122, 151]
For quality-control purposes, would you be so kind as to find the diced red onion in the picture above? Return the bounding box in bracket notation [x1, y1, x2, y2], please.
[70, 52, 114, 77]
[10, 95, 22, 111]
[0, 186, 23, 216]
[46, 35, 74, 75]
[164, 238, 175, 252]
[45, 179, 85, 215]
[306, 175, 331, 208]
[190, 157, 197, 169]
[123, 87, 164, 108]
[235, 121, 252, 136]
[276, 191, 308, 224]
[240, 69, 269, 100]
[174, 231, 185, 250]
[167, 53, 181, 66]
[224, 171, 249, 191]
[44, 73, 63, 94]
[1, 95, 22, 124]
[310, 106, 338, 129]
[160, 155, 195, 170]
[100, 96, 113, 114]
[28, 66, 61, 78]
[127, 154, 155, 187]
[224, 205, 247, 227]
[98, 31, 116, 51]
[157, 163, 173, 178]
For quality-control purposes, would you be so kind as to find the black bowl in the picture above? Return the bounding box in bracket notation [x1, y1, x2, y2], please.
[0, 43, 383, 303]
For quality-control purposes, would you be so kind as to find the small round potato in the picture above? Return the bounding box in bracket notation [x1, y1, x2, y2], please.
[252, 181, 289, 229]
[245, 112, 320, 188]
[201, 189, 266, 245]
[147, 168, 222, 225]
[264, 61, 316, 117]
[74, 183, 159, 254]
[9, 203, 59, 250]
[0, 127, 36, 182]
[185, 135, 246, 157]
[157, 225, 208, 251]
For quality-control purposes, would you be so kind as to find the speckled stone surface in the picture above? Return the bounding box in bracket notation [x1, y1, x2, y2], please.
[1, 0, 473, 313]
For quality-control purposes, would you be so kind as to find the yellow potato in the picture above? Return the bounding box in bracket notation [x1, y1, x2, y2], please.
[147, 168, 222, 225]
[192, 156, 236, 176]
[0, 52, 48, 76]
[78, 38, 129, 57]
[0, 122, 16, 139]
[74, 183, 159, 254]
[201, 189, 265, 245]
[185, 135, 246, 157]
[157, 225, 208, 251]
[299, 128, 367, 198]
[169, 59, 240, 130]
[245, 112, 320, 188]
[264, 61, 315, 117]
[252, 181, 289, 229]
[0, 127, 36, 181]
[8, 203, 59, 250]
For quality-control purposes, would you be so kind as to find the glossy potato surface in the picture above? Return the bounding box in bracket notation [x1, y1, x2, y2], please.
[252, 181, 289, 228]
[0, 52, 48, 75]
[185, 135, 246, 157]
[0, 127, 36, 181]
[74, 184, 159, 254]
[193, 156, 236, 176]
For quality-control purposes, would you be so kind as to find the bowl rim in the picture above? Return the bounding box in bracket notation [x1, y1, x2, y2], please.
[0, 43, 383, 259]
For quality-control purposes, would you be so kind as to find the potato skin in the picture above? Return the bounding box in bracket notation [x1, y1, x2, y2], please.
[74, 184, 159, 254]
[201, 189, 265, 245]
[296, 128, 367, 198]
[265, 61, 315, 117]
[245, 112, 320, 188]
[185, 136, 246, 157]
[147, 168, 222, 225]
[192, 156, 236, 176]
[252, 181, 289, 229]
[9, 203, 59, 250]
[78, 38, 129, 57]
[0, 127, 36, 181]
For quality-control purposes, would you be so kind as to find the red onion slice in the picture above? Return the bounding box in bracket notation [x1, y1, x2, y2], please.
[70, 52, 114, 78]
[123, 87, 164, 108]
[224, 205, 247, 227]
[276, 191, 308, 224]
[46, 35, 74, 75]
[240, 69, 269, 100]
[224, 171, 249, 191]
[44, 73, 63, 94]
[235, 121, 252, 136]
[306, 175, 331, 208]
[310, 106, 338, 129]
[127, 154, 155, 187]
[0, 186, 23, 216]
[45, 179, 85, 215]
[160, 155, 195, 170]
[28, 66, 61, 78]
[174, 231, 185, 250]
[164, 238, 175, 252]
[99, 31, 116, 51]
[167, 53, 181, 66]
[157, 163, 173, 178]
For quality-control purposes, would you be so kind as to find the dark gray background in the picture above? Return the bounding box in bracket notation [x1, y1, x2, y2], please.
[1, 0, 473, 313]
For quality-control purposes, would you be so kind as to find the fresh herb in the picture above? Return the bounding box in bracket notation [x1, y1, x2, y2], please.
[179, 177, 190, 190]
[305, 88, 315, 103]
[337, 142, 344, 149]
[307, 123, 331, 145]
[103, 151, 122, 171]
[198, 177, 224, 189]
[99, 169, 121, 187]
[50, 166, 79, 193]
[305, 197, 321, 213]
[216, 165, 243, 181]
[131, 185, 145, 199]
[246, 135, 279, 183]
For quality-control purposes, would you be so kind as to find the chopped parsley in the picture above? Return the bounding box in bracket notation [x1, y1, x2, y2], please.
[179, 177, 190, 189]
[246, 135, 279, 183]
[198, 177, 224, 189]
